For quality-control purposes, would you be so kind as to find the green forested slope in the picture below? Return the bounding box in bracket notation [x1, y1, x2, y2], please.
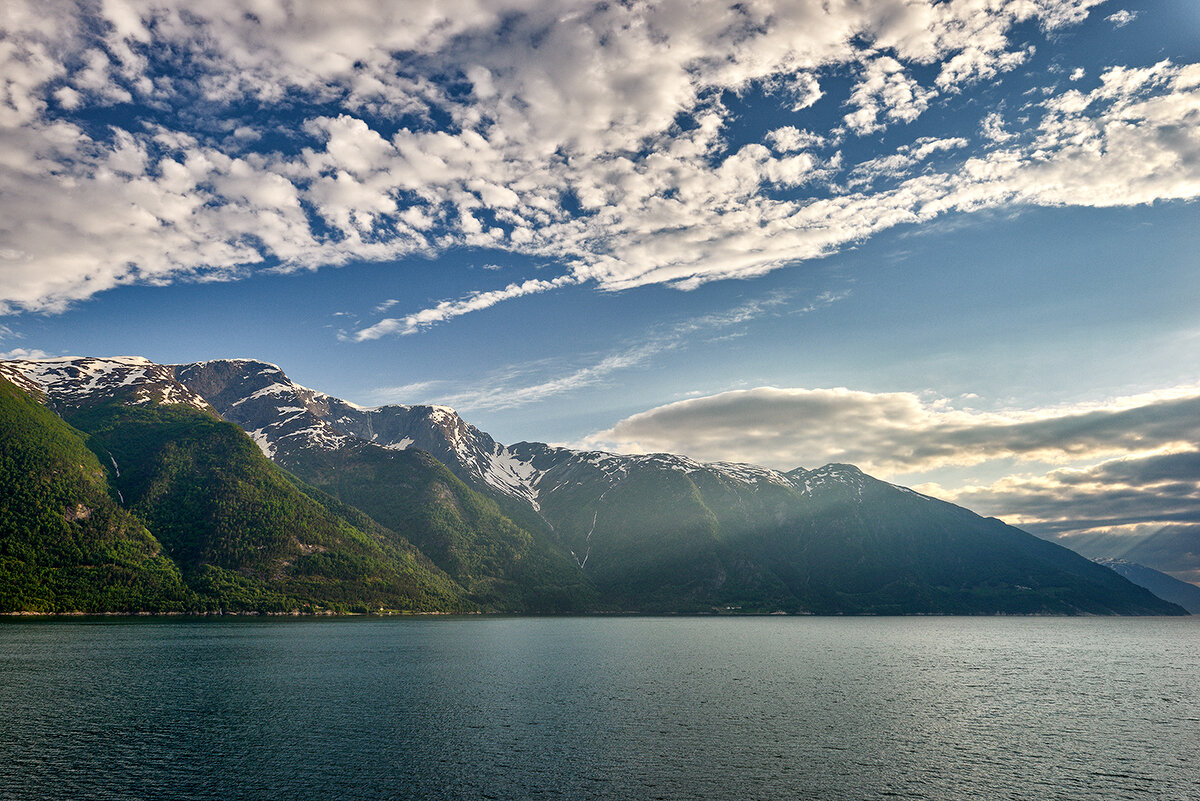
[0, 377, 193, 612]
[529, 459, 1184, 615]
[64, 403, 468, 613]
[274, 441, 596, 612]
[747, 470, 1184, 615]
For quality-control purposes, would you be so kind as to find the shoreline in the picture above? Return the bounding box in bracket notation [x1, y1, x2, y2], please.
[2, 609, 1192, 620]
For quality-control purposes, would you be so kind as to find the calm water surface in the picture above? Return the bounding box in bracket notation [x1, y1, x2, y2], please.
[1, 616, 1197, 800]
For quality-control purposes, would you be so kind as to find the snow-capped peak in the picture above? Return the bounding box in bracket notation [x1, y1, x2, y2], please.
[0, 356, 211, 411]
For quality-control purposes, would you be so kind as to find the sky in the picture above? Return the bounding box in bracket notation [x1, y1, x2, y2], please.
[1, 0, 1198, 547]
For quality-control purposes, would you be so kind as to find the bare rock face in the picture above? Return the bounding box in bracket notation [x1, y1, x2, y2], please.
[64, 503, 92, 522]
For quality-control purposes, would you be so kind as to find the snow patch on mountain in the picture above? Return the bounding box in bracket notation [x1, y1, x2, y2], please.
[1, 356, 211, 411]
[889, 483, 936, 500]
[701, 461, 795, 488]
[281, 424, 350, 450]
[247, 428, 276, 459]
[477, 446, 544, 510]
[796, 464, 868, 499]
[234, 382, 302, 405]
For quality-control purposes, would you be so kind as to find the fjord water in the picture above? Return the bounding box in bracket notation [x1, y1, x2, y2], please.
[2, 617, 1197, 801]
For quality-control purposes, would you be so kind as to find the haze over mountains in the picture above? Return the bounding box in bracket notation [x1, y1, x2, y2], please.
[0, 356, 1188, 616]
[1091, 558, 1200, 615]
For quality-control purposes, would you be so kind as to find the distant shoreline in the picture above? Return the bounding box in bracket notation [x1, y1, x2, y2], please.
[3, 610, 1192, 620]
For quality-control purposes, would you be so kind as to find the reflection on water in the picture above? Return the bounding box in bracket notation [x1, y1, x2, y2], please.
[1, 616, 1198, 800]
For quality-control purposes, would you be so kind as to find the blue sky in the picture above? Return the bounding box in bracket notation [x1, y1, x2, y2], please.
[1, 0, 1199, 546]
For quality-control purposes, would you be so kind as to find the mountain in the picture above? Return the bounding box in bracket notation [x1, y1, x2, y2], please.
[1, 354, 1186, 615]
[1, 355, 212, 412]
[66, 402, 466, 613]
[749, 465, 1180, 615]
[0, 374, 193, 613]
[172, 359, 547, 519]
[1093, 558, 1200, 614]
[172, 359, 594, 611]
[0, 360, 467, 614]
[493, 450, 1180, 614]
[1060, 526, 1200, 586]
[166, 358, 1183, 615]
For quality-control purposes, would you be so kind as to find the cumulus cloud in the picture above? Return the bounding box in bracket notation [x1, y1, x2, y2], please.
[847, 136, 967, 187]
[766, 126, 826, 153]
[0, 347, 50, 360]
[843, 57, 938, 135]
[980, 111, 1014, 143]
[784, 73, 823, 111]
[0, 0, 1193, 324]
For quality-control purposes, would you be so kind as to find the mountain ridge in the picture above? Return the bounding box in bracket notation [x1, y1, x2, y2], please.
[1093, 558, 1200, 614]
[0, 355, 1187, 616]
[0, 364, 469, 614]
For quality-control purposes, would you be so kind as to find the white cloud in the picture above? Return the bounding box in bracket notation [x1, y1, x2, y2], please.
[428, 290, 811, 410]
[352, 275, 579, 340]
[364, 380, 442, 406]
[765, 126, 826, 153]
[440, 343, 665, 412]
[1107, 10, 1138, 28]
[980, 111, 1014, 143]
[785, 73, 823, 111]
[564, 59, 1200, 293]
[847, 136, 967, 187]
[844, 57, 937, 135]
[0, 0, 1193, 323]
[0, 347, 50, 359]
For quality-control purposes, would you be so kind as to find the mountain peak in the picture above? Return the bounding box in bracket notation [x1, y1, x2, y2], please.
[0, 355, 211, 412]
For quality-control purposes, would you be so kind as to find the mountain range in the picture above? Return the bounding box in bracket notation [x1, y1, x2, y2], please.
[0, 356, 1187, 616]
[1091, 558, 1200, 615]
[1063, 527, 1200, 587]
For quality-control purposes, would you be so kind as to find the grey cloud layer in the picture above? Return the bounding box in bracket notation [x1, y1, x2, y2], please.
[585, 387, 1200, 473]
[940, 450, 1200, 537]
[584, 384, 1200, 537]
[7, 0, 1191, 320]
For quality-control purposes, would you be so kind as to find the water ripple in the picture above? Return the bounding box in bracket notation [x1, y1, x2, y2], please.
[1, 616, 1198, 800]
